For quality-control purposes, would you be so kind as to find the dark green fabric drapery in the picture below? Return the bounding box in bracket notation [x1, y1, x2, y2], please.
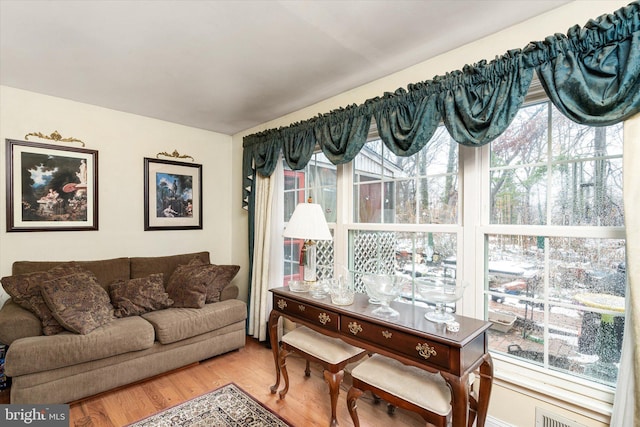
[531, 4, 640, 125]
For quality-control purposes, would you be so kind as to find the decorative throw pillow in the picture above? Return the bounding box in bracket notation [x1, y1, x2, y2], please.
[109, 273, 173, 317]
[205, 265, 240, 303]
[40, 270, 115, 334]
[1, 263, 84, 335]
[165, 258, 210, 308]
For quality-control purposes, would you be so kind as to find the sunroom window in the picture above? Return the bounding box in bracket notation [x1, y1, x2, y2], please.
[279, 95, 626, 393]
[485, 101, 625, 387]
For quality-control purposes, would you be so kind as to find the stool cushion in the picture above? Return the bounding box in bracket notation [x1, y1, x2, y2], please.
[351, 354, 452, 416]
[282, 326, 365, 365]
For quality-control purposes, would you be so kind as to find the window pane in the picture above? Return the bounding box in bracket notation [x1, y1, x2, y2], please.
[486, 234, 625, 386]
[491, 103, 548, 169]
[394, 178, 416, 224]
[284, 162, 306, 221]
[354, 126, 458, 225]
[490, 102, 623, 227]
[550, 158, 624, 227]
[490, 166, 547, 225]
[552, 106, 624, 161]
[355, 181, 382, 223]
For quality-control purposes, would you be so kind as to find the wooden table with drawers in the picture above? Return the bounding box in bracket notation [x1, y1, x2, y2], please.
[268, 287, 493, 427]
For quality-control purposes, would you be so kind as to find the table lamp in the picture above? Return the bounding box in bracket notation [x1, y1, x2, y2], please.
[283, 199, 332, 282]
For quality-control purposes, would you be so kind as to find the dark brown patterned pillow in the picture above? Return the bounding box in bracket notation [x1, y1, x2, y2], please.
[40, 270, 115, 334]
[205, 265, 240, 303]
[1, 263, 84, 335]
[166, 258, 211, 308]
[109, 273, 173, 317]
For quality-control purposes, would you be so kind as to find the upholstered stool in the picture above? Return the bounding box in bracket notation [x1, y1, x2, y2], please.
[347, 353, 476, 427]
[278, 326, 367, 427]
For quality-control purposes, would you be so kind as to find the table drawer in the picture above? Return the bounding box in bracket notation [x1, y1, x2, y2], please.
[342, 315, 451, 370]
[273, 296, 339, 332]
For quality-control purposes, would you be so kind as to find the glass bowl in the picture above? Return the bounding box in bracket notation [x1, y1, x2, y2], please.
[288, 280, 310, 293]
[361, 273, 406, 319]
[416, 277, 467, 323]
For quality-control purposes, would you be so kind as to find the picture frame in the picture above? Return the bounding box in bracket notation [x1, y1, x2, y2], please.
[6, 139, 98, 232]
[144, 157, 202, 231]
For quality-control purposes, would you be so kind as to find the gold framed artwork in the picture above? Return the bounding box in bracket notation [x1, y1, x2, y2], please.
[6, 139, 98, 232]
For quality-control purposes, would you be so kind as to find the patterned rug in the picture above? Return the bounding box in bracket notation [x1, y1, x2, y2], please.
[126, 383, 291, 427]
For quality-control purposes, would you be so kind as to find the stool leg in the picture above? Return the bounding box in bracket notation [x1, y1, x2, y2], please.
[323, 369, 344, 427]
[278, 348, 291, 400]
[347, 386, 364, 427]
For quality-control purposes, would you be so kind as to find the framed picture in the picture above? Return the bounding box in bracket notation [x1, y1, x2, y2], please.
[6, 139, 98, 232]
[144, 157, 202, 230]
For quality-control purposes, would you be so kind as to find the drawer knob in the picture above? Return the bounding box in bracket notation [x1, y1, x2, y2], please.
[416, 342, 437, 360]
[348, 321, 363, 335]
[277, 299, 287, 310]
[382, 330, 392, 339]
[318, 312, 331, 325]
[298, 305, 306, 312]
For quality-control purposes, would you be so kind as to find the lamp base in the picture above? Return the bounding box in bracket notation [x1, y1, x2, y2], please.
[302, 240, 317, 282]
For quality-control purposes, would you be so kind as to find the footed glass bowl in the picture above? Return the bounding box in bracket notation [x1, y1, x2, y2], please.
[416, 277, 467, 323]
[361, 274, 406, 319]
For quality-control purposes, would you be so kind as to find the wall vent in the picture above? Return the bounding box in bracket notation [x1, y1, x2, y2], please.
[535, 407, 587, 427]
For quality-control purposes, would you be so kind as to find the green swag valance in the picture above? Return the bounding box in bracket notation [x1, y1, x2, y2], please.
[242, 1, 640, 210]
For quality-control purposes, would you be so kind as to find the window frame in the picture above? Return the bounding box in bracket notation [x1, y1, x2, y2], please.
[281, 94, 623, 419]
[474, 100, 623, 417]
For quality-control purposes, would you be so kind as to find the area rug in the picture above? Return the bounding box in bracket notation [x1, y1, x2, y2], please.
[126, 383, 292, 427]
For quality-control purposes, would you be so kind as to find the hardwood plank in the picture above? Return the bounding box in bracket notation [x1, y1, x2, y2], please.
[6, 337, 426, 426]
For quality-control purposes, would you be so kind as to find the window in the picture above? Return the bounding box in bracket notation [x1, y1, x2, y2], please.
[485, 101, 625, 387]
[280, 90, 626, 401]
[349, 127, 460, 300]
[283, 152, 336, 285]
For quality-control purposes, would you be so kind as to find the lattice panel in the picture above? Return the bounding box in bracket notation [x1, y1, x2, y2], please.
[316, 239, 335, 280]
[352, 231, 397, 293]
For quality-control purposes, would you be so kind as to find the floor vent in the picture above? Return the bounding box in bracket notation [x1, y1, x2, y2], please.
[535, 408, 587, 427]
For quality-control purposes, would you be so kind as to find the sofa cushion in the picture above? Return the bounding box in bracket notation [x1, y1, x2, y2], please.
[205, 265, 240, 303]
[165, 258, 211, 308]
[1, 263, 86, 335]
[141, 299, 247, 344]
[130, 252, 210, 287]
[109, 273, 174, 317]
[5, 316, 155, 376]
[11, 257, 131, 290]
[40, 269, 115, 334]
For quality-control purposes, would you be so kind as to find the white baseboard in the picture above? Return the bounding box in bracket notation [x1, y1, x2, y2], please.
[486, 416, 514, 427]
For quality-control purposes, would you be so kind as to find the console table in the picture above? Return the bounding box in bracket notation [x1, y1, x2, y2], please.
[268, 287, 493, 427]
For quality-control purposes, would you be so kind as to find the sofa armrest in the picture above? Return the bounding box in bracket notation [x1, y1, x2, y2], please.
[0, 299, 42, 345]
[221, 285, 239, 301]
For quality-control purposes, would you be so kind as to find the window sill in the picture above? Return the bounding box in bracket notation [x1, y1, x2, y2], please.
[491, 354, 614, 424]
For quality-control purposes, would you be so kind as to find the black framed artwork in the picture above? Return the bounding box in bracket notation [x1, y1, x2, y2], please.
[6, 139, 98, 232]
[143, 157, 202, 231]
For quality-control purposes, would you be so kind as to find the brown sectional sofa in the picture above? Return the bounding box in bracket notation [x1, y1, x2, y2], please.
[0, 251, 247, 404]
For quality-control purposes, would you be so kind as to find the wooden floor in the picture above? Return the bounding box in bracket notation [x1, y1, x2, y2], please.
[4, 337, 426, 427]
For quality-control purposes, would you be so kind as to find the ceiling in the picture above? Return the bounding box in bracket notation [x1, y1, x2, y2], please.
[0, 1, 571, 135]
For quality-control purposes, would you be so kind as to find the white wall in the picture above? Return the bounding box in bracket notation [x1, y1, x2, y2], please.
[231, 1, 632, 425]
[0, 86, 237, 303]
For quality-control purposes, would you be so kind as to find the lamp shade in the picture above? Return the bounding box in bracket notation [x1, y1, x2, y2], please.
[283, 203, 332, 241]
